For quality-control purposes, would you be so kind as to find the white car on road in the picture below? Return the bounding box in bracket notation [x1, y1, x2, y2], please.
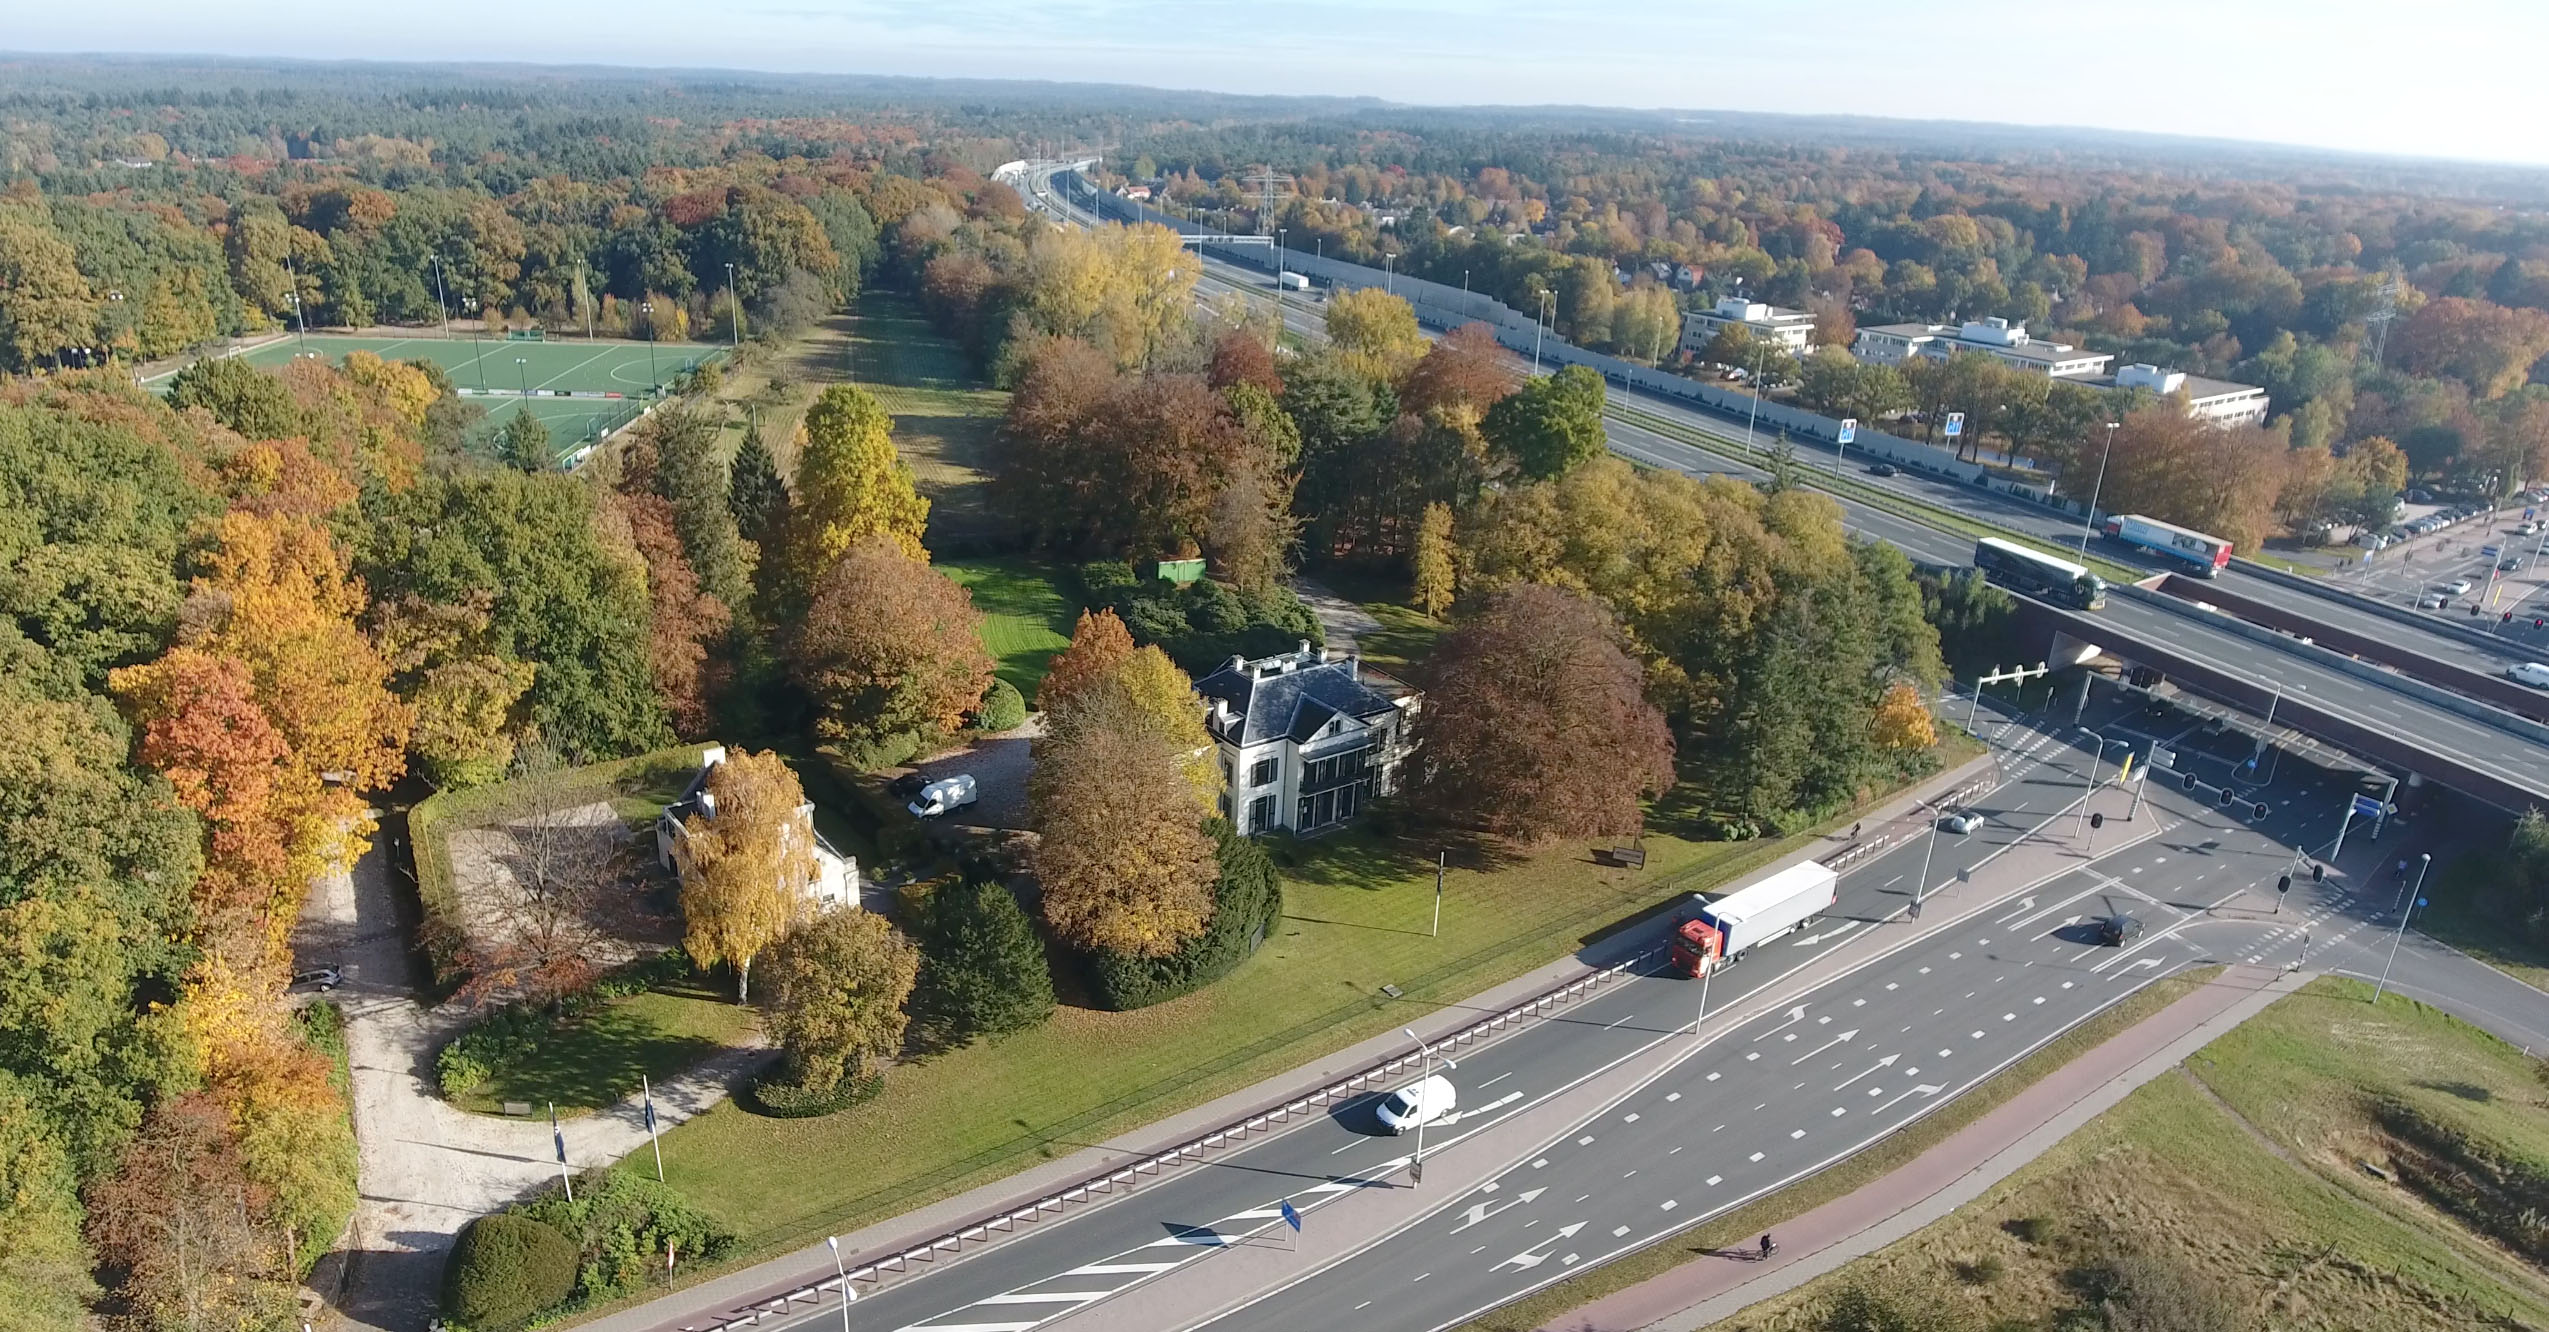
[1374, 1074, 1457, 1134]
[2508, 662, 2549, 689]
[2438, 579, 2475, 596]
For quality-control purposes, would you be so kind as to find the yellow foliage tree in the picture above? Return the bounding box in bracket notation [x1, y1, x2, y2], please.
[1037, 608, 1136, 713]
[1324, 287, 1428, 383]
[784, 385, 930, 598]
[1871, 682, 1938, 750]
[1412, 502, 1456, 616]
[1111, 645, 1220, 809]
[340, 349, 437, 428]
[677, 750, 818, 1001]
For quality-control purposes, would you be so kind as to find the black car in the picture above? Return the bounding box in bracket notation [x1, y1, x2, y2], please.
[2096, 914, 2143, 946]
[888, 771, 930, 799]
[1867, 462, 1899, 478]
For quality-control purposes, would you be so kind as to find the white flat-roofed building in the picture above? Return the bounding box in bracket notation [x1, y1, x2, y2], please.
[2103, 363, 2270, 427]
[1680, 295, 1819, 358]
[1853, 317, 2113, 378]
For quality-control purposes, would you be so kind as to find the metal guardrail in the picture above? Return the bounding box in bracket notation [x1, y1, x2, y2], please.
[690, 942, 1661, 1331]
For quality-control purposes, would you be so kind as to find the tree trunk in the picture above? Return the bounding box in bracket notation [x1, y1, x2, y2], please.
[736, 956, 751, 1004]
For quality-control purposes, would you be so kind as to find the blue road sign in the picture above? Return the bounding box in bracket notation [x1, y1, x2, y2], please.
[1944, 412, 1965, 438]
[2351, 794, 2386, 819]
[1837, 418, 1858, 445]
[1280, 1199, 1302, 1232]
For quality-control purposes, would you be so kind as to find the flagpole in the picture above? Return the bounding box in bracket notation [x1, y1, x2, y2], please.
[551, 1102, 573, 1201]
[643, 1074, 664, 1182]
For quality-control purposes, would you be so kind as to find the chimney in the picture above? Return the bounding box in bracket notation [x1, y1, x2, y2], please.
[1344, 653, 1360, 680]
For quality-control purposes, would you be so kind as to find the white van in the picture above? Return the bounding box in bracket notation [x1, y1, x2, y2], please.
[907, 773, 978, 818]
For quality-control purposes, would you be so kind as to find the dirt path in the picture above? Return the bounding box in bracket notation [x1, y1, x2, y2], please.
[299, 831, 770, 1332]
[1289, 575, 1382, 654]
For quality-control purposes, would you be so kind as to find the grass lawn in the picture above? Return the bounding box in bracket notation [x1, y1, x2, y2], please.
[937, 555, 1085, 704]
[1305, 566, 1448, 676]
[456, 977, 762, 1117]
[844, 289, 1010, 548]
[1701, 977, 2549, 1332]
[2408, 854, 2549, 992]
[653, 806, 1875, 1263]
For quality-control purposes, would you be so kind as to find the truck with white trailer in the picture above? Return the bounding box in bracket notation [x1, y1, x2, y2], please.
[1667, 861, 1840, 976]
[1276, 270, 1311, 292]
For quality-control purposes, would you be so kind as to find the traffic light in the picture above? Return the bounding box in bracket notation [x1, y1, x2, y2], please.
[2254, 801, 2270, 819]
[2183, 772, 2199, 791]
[2311, 862, 2325, 882]
[2277, 874, 2291, 894]
[2218, 785, 2235, 806]
[2090, 812, 2105, 830]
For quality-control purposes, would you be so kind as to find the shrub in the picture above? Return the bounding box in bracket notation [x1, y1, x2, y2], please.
[910, 878, 1055, 1048]
[516, 1172, 736, 1307]
[1088, 821, 1282, 1010]
[972, 677, 1027, 732]
[444, 1213, 579, 1332]
[828, 728, 931, 775]
[747, 1071, 884, 1118]
[1075, 560, 1139, 602]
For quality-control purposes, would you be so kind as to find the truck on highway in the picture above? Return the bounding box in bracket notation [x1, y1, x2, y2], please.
[1276, 270, 1311, 292]
[2102, 513, 2231, 577]
[1974, 536, 2107, 610]
[1668, 861, 1839, 977]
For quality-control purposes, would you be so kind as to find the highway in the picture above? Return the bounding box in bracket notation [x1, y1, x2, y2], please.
[1200, 717, 2549, 1332]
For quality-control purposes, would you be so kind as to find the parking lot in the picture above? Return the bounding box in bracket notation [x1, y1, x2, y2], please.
[2331, 492, 2549, 651]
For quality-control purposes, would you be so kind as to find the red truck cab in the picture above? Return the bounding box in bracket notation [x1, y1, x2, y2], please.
[1669, 917, 1724, 977]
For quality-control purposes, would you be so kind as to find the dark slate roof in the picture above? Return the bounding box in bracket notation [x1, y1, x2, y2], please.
[1196, 655, 1400, 747]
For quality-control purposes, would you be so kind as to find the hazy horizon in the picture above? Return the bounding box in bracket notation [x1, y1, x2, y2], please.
[10, 0, 2547, 170]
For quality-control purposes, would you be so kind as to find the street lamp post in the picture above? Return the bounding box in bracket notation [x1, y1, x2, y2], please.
[515, 356, 531, 401]
[825, 1236, 856, 1332]
[463, 296, 487, 391]
[1400, 1027, 1453, 1185]
[724, 262, 742, 347]
[641, 302, 659, 391]
[1742, 336, 1767, 452]
[1912, 805, 1943, 920]
[1534, 290, 1554, 375]
[430, 255, 454, 340]
[2075, 421, 2120, 560]
[2372, 853, 2431, 1003]
[1383, 252, 1395, 296]
[2073, 730, 2121, 843]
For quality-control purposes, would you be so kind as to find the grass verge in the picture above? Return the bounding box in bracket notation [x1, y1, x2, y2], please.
[643, 747, 1975, 1274]
[937, 555, 1086, 704]
[1455, 966, 2220, 1331]
[455, 977, 762, 1116]
[1717, 976, 2549, 1331]
[2409, 852, 2549, 993]
[1610, 403, 2139, 584]
[845, 289, 1009, 549]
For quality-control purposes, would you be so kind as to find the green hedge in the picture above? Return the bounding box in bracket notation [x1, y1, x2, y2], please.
[747, 1071, 885, 1118]
[972, 677, 1027, 732]
[1088, 821, 1282, 1010]
[1073, 563, 1322, 676]
[444, 1213, 579, 1332]
[515, 1172, 738, 1309]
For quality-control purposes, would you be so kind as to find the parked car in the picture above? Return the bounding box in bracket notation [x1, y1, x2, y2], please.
[290, 965, 343, 992]
[2416, 591, 2449, 609]
[1375, 1074, 1458, 1134]
[1867, 462, 1899, 478]
[907, 773, 979, 818]
[2507, 662, 2549, 689]
[888, 771, 929, 799]
[2096, 914, 2144, 946]
[2504, 558, 2527, 573]
[1937, 810, 1982, 835]
[2439, 578, 2475, 596]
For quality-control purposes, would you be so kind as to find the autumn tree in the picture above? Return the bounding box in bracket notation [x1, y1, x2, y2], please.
[166, 354, 305, 443]
[1397, 322, 1519, 422]
[1324, 287, 1428, 383]
[1411, 502, 1456, 616]
[758, 909, 920, 1095]
[1031, 683, 1218, 956]
[1411, 584, 1674, 845]
[783, 385, 929, 601]
[0, 206, 98, 373]
[86, 1094, 292, 1332]
[1206, 326, 1282, 394]
[641, 404, 756, 613]
[469, 795, 634, 1009]
[790, 537, 994, 747]
[1871, 682, 1938, 750]
[1037, 608, 1137, 712]
[498, 410, 554, 472]
[2077, 401, 2289, 552]
[602, 489, 730, 738]
[2392, 296, 2549, 399]
[1483, 366, 1608, 480]
[676, 750, 817, 1002]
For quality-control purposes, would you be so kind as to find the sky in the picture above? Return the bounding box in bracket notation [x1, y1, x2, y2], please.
[16, 0, 2549, 167]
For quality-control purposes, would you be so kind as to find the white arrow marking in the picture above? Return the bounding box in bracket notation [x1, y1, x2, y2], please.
[1789, 1028, 1859, 1065]
[1873, 1083, 1945, 1115]
[1754, 1006, 1810, 1041]
[1450, 1186, 1547, 1233]
[2126, 957, 2164, 972]
[1834, 1053, 1900, 1090]
[1441, 1090, 1523, 1126]
[1791, 920, 1861, 947]
[1493, 1221, 1587, 1271]
[1995, 896, 2038, 926]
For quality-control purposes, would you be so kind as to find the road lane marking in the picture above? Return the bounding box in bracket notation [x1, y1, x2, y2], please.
[1065, 1262, 1179, 1276]
[977, 1292, 1110, 1304]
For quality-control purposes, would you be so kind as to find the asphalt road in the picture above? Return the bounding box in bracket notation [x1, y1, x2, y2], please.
[1196, 706, 2549, 1332]
[738, 715, 2109, 1332]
